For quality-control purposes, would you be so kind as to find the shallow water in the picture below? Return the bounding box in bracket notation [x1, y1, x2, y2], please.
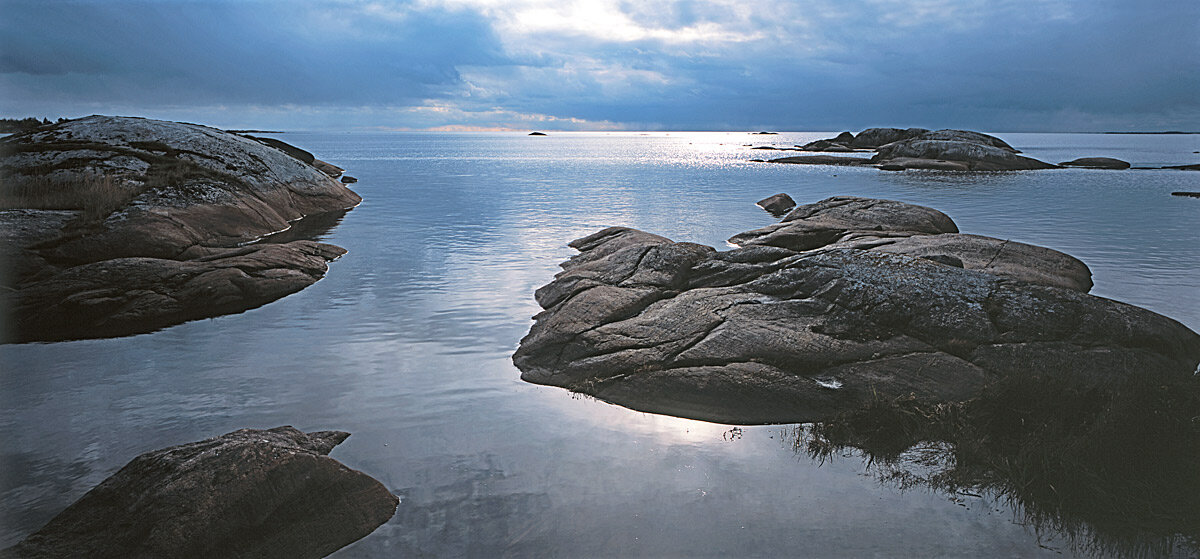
[2, 131, 1198, 557]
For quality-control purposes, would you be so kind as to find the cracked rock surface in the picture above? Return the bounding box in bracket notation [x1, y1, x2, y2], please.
[1, 116, 360, 342]
[1, 427, 398, 559]
[513, 196, 1200, 424]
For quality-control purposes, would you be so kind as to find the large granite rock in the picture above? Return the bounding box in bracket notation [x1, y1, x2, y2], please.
[0, 116, 360, 342]
[872, 138, 1055, 171]
[849, 127, 930, 148]
[729, 197, 1092, 292]
[1058, 157, 1131, 170]
[1, 426, 397, 559]
[513, 196, 1198, 424]
[768, 128, 1057, 171]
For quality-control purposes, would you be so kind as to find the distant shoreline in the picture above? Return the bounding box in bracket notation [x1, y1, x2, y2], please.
[1103, 131, 1199, 135]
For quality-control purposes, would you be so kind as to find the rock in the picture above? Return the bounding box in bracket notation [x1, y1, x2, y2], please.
[1172, 191, 1200, 198]
[756, 193, 796, 216]
[340, 175, 358, 184]
[1059, 157, 1131, 170]
[312, 159, 345, 178]
[873, 139, 1055, 171]
[1, 427, 397, 559]
[0, 116, 360, 342]
[729, 196, 1090, 291]
[766, 155, 874, 166]
[850, 127, 929, 149]
[245, 135, 316, 165]
[770, 129, 1045, 171]
[913, 129, 1018, 152]
[1163, 163, 1200, 171]
[511, 196, 1196, 424]
[528, 131, 547, 136]
[752, 131, 778, 135]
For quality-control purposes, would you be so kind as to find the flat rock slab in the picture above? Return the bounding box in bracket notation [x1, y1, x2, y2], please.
[1, 426, 397, 559]
[513, 197, 1199, 424]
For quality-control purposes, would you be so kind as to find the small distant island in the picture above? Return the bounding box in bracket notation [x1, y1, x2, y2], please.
[1103, 130, 1199, 134]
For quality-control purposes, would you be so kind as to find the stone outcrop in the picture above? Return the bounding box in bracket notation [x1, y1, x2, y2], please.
[849, 127, 930, 149]
[1, 427, 397, 559]
[512, 196, 1198, 424]
[755, 193, 796, 216]
[768, 128, 1060, 171]
[0, 115, 360, 342]
[1058, 157, 1131, 169]
[871, 137, 1055, 171]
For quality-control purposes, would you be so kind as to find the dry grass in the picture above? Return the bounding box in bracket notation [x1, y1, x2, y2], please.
[0, 172, 139, 221]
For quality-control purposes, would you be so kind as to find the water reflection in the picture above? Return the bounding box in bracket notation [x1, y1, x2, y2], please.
[784, 371, 1200, 558]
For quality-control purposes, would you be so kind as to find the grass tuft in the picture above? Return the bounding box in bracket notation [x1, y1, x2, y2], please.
[0, 172, 140, 221]
[795, 370, 1200, 557]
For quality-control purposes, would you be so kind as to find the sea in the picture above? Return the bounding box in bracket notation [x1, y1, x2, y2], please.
[2, 131, 1198, 557]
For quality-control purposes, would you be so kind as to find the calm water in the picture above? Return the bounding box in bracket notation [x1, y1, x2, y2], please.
[2, 132, 1198, 557]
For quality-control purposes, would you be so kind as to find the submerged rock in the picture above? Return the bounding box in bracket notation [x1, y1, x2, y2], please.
[0, 115, 360, 342]
[513, 196, 1198, 424]
[1, 426, 397, 559]
[1058, 157, 1131, 169]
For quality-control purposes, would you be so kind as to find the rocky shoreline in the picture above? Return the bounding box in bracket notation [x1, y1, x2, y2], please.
[0, 116, 361, 342]
[513, 196, 1200, 424]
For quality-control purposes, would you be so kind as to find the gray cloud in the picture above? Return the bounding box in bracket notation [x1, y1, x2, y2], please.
[1, 0, 1197, 131]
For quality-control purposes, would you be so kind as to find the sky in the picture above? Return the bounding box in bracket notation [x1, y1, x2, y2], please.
[1, 0, 1198, 132]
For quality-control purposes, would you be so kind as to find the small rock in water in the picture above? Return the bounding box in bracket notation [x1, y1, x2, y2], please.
[756, 193, 796, 216]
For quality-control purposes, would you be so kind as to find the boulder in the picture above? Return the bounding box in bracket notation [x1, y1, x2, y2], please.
[340, 175, 358, 184]
[0, 116, 360, 342]
[1, 427, 397, 559]
[850, 127, 929, 149]
[1059, 157, 1131, 170]
[512, 196, 1196, 424]
[873, 139, 1056, 171]
[914, 129, 1018, 152]
[756, 193, 796, 216]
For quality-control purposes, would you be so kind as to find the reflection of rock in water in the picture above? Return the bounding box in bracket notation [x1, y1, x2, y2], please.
[347, 456, 551, 558]
[784, 370, 1200, 558]
[257, 208, 350, 245]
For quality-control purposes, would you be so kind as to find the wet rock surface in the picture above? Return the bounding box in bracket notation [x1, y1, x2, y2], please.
[513, 196, 1199, 424]
[0, 116, 360, 342]
[0, 427, 397, 559]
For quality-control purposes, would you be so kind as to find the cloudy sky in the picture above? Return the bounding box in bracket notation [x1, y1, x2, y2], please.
[2, 0, 1197, 131]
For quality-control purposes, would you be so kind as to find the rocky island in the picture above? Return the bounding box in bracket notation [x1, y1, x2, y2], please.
[513, 196, 1200, 424]
[761, 128, 1131, 171]
[0, 116, 361, 343]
